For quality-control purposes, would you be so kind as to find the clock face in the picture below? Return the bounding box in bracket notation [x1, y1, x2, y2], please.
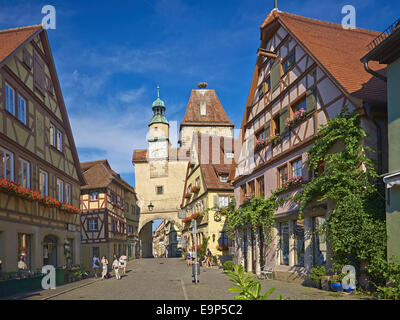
[149, 141, 167, 159]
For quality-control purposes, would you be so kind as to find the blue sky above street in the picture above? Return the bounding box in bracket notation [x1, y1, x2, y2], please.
[0, 0, 398, 190]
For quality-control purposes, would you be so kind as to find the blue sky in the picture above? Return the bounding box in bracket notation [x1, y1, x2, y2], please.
[0, 0, 398, 189]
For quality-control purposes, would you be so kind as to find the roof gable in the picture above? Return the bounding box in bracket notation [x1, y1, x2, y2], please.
[180, 89, 234, 127]
[261, 11, 387, 105]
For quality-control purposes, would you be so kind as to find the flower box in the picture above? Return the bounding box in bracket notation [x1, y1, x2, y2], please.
[191, 186, 200, 193]
[184, 193, 192, 199]
[268, 134, 281, 146]
[285, 108, 307, 128]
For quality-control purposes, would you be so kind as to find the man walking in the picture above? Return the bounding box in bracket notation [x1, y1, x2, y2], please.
[92, 254, 100, 279]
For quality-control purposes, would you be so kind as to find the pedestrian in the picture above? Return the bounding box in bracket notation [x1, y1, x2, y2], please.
[112, 256, 121, 280]
[119, 254, 127, 275]
[17, 255, 27, 275]
[206, 248, 212, 268]
[92, 254, 100, 279]
[101, 255, 108, 280]
[0, 258, 3, 280]
[186, 251, 191, 266]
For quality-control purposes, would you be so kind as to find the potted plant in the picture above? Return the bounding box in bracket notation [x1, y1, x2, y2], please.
[309, 265, 326, 289]
[191, 186, 200, 193]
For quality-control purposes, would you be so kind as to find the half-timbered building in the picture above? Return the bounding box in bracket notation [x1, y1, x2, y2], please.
[0, 25, 85, 272]
[231, 10, 388, 280]
[80, 160, 139, 267]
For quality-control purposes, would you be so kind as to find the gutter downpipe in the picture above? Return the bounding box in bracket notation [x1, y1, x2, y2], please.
[362, 60, 387, 82]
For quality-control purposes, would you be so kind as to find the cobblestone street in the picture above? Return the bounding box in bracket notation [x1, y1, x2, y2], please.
[10, 258, 372, 300]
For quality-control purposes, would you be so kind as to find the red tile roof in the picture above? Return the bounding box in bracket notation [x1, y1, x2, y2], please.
[0, 25, 42, 64]
[180, 89, 234, 127]
[261, 10, 387, 104]
[81, 160, 134, 193]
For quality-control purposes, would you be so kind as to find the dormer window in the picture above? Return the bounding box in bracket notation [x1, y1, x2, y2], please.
[200, 101, 206, 116]
[220, 175, 228, 183]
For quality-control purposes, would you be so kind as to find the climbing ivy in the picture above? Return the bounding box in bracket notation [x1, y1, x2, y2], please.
[296, 107, 387, 286]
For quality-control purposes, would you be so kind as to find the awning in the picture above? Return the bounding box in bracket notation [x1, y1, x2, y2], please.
[382, 170, 400, 189]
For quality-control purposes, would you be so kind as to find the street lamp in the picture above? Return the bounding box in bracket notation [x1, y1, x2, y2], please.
[148, 202, 154, 211]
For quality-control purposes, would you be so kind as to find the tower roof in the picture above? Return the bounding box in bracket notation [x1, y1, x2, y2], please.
[180, 88, 234, 128]
[149, 84, 169, 126]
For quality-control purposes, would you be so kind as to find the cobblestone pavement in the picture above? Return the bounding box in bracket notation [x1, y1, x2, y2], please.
[17, 258, 371, 300]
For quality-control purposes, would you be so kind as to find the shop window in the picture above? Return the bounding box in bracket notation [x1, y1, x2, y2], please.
[18, 233, 31, 271]
[312, 217, 327, 267]
[43, 235, 57, 267]
[280, 222, 289, 265]
[294, 219, 305, 266]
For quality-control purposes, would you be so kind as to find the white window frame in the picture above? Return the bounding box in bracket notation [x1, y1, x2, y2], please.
[65, 183, 72, 204]
[218, 196, 229, 208]
[17, 95, 26, 124]
[56, 130, 63, 152]
[50, 124, 56, 147]
[19, 158, 30, 188]
[5, 83, 15, 115]
[57, 178, 64, 202]
[39, 170, 48, 197]
[90, 192, 98, 201]
[1, 148, 14, 181]
[88, 218, 98, 232]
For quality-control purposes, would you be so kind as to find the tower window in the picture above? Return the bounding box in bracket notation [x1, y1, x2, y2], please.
[200, 101, 206, 116]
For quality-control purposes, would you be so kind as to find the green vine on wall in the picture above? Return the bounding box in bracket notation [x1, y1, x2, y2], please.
[296, 107, 387, 286]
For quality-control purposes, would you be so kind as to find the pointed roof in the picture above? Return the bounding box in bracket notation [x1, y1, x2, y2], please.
[180, 89, 234, 127]
[80, 160, 135, 193]
[259, 10, 386, 105]
[0, 25, 42, 65]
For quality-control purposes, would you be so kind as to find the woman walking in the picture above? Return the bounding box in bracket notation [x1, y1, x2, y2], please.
[112, 256, 121, 280]
[186, 251, 191, 267]
[101, 255, 108, 280]
[206, 248, 212, 268]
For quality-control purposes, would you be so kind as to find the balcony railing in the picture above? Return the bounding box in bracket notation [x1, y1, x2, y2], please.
[367, 17, 400, 51]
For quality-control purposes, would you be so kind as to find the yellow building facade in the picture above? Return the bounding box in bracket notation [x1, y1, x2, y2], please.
[0, 26, 85, 272]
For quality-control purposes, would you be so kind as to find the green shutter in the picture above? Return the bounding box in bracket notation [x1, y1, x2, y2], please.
[288, 49, 295, 68]
[279, 106, 289, 135]
[214, 195, 219, 208]
[306, 87, 317, 113]
[264, 121, 271, 137]
[271, 59, 281, 91]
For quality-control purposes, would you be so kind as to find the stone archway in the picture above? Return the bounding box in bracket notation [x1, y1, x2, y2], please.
[138, 211, 184, 258]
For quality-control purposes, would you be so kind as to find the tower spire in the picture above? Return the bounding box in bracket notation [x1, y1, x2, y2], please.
[157, 82, 160, 98]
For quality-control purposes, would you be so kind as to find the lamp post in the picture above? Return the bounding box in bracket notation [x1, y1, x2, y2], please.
[148, 202, 154, 212]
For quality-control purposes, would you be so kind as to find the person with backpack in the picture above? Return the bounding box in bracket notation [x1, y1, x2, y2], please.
[112, 256, 121, 280]
[92, 254, 100, 279]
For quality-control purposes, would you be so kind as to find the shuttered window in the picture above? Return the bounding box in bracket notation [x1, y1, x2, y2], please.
[271, 59, 282, 91]
[283, 49, 296, 74]
[34, 53, 45, 94]
[264, 121, 271, 137]
[306, 87, 317, 113]
[279, 105, 290, 135]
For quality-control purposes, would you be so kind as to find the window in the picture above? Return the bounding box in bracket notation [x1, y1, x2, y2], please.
[39, 170, 48, 197]
[271, 58, 282, 91]
[294, 219, 305, 266]
[312, 216, 327, 267]
[291, 158, 302, 178]
[278, 165, 288, 188]
[125, 203, 129, 212]
[218, 196, 229, 208]
[195, 177, 200, 187]
[156, 186, 163, 195]
[131, 205, 135, 214]
[49, 124, 56, 147]
[264, 77, 271, 94]
[256, 129, 265, 142]
[90, 192, 98, 201]
[200, 101, 206, 116]
[0, 148, 14, 181]
[33, 53, 45, 94]
[220, 175, 228, 183]
[256, 84, 264, 101]
[218, 232, 229, 247]
[56, 178, 64, 202]
[88, 218, 98, 232]
[283, 49, 296, 74]
[17, 95, 27, 124]
[310, 160, 325, 179]
[65, 183, 72, 204]
[187, 184, 192, 194]
[256, 176, 265, 198]
[280, 222, 289, 265]
[247, 180, 255, 197]
[19, 159, 30, 188]
[56, 130, 63, 152]
[273, 115, 280, 136]
[111, 220, 117, 232]
[5, 83, 15, 115]
[292, 98, 307, 114]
